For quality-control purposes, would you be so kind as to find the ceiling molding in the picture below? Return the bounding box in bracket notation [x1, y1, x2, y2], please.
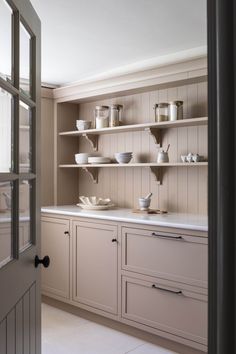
[41, 87, 54, 99]
[52, 52, 207, 103]
[61, 46, 207, 88]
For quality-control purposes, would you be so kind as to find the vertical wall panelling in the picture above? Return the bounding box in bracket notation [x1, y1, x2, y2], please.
[57, 80, 208, 215]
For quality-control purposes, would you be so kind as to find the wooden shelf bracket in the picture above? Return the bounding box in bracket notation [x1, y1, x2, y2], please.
[150, 166, 163, 184]
[82, 167, 98, 183]
[145, 128, 162, 146]
[82, 133, 98, 151]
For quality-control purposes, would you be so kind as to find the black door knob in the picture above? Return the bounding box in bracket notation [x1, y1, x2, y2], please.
[35, 255, 50, 268]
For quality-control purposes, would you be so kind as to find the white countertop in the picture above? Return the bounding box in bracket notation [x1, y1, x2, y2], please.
[41, 205, 208, 232]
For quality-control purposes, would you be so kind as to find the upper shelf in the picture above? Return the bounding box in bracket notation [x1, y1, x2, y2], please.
[59, 117, 208, 137]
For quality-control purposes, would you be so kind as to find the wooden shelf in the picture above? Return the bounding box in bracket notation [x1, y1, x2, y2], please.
[59, 117, 208, 149]
[59, 162, 207, 168]
[59, 117, 207, 136]
[59, 162, 208, 184]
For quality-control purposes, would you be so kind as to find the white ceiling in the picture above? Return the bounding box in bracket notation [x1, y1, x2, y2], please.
[30, 0, 207, 87]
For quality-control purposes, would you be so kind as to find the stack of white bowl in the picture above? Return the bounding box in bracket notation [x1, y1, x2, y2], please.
[76, 120, 92, 131]
[115, 152, 133, 164]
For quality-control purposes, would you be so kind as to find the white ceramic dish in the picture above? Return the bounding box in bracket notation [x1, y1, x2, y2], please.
[76, 120, 92, 131]
[88, 157, 111, 164]
[76, 203, 115, 210]
[79, 196, 111, 206]
[75, 153, 90, 164]
[115, 152, 133, 164]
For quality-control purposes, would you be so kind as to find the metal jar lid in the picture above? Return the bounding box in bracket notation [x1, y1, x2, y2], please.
[154, 102, 169, 108]
[169, 100, 183, 106]
[110, 104, 123, 110]
[95, 105, 109, 110]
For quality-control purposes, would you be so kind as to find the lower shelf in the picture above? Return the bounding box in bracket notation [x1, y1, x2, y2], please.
[59, 162, 208, 184]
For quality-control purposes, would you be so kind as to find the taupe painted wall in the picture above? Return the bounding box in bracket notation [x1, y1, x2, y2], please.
[41, 94, 54, 206]
[77, 81, 208, 214]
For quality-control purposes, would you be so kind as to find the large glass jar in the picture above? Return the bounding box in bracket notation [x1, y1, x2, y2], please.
[109, 104, 123, 127]
[154, 103, 169, 122]
[94, 106, 109, 129]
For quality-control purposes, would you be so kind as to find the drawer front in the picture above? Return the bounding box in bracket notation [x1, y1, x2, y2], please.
[122, 276, 207, 345]
[122, 227, 208, 288]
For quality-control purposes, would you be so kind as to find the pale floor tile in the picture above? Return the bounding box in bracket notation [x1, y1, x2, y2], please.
[42, 303, 177, 354]
[127, 343, 177, 354]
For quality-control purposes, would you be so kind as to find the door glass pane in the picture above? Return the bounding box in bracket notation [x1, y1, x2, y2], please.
[20, 101, 31, 173]
[19, 180, 32, 252]
[0, 88, 13, 172]
[0, 0, 12, 82]
[0, 182, 13, 268]
[20, 22, 31, 97]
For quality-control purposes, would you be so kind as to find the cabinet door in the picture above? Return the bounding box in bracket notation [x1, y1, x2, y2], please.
[73, 221, 118, 314]
[41, 217, 70, 299]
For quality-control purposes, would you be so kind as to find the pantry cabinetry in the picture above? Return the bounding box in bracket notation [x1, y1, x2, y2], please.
[41, 211, 207, 352]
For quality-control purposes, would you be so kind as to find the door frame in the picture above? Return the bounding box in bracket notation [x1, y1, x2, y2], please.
[207, 0, 236, 352]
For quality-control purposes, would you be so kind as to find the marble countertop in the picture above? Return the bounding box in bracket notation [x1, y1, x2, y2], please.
[41, 205, 208, 232]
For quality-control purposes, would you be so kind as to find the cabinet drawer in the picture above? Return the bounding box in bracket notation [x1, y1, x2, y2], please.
[122, 276, 207, 345]
[122, 227, 207, 288]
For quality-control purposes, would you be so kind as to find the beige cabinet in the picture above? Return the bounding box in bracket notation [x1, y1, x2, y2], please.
[72, 220, 118, 315]
[41, 216, 70, 299]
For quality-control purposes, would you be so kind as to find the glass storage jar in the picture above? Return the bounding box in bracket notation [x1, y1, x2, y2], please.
[168, 101, 183, 121]
[154, 103, 169, 122]
[94, 106, 109, 129]
[109, 104, 123, 127]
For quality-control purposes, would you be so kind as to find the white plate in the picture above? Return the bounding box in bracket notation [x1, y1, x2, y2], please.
[76, 203, 115, 210]
[88, 157, 111, 164]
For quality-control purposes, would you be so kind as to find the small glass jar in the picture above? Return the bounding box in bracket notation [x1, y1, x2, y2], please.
[168, 101, 183, 121]
[154, 103, 169, 122]
[109, 104, 123, 127]
[94, 106, 109, 129]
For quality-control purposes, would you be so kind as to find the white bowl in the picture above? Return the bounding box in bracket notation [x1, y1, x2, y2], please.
[76, 120, 92, 131]
[115, 152, 133, 156]
[115, 154, 132, 164]
[75, 153, 90, 164]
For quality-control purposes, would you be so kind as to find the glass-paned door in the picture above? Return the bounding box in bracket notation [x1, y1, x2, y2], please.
[0, 0, 41, 352]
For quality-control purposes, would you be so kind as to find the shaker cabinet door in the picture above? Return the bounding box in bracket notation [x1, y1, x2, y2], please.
[73, 221, 118, 315]
[41, 217, 70, 299]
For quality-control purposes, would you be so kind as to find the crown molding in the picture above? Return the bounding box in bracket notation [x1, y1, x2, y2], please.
[52, 47, 207, 103]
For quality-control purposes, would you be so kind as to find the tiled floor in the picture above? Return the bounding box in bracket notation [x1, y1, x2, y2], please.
[42, 303, 177, 354]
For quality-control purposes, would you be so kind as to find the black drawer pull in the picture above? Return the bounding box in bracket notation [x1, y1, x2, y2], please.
[64, 231, 69, 235]
[151, 232, 182, 240]
[152, 284, 182, 295]
[111, 238, 118, 243]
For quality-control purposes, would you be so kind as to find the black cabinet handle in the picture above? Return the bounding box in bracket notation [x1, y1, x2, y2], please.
[152, 284, 182, 295]
[64, 231, 69, 235]
[111, 238, 118, 243]
[151, 232, 182, 240]
[35, 255, 50, 268]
